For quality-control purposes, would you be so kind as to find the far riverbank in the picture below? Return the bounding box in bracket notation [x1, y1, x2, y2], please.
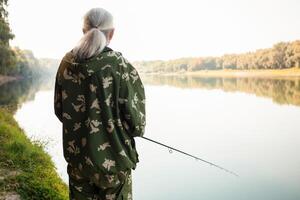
[141, 67, 300, 78]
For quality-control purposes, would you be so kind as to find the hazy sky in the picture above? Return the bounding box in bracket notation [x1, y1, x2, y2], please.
[7, 0, 300, 61]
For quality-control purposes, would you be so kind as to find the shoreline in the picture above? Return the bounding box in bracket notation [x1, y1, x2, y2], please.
[0, 107, 68, 199]
[141, 67, 300, 78]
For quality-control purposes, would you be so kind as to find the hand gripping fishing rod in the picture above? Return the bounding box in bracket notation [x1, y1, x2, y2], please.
[140, 136, 239, 177]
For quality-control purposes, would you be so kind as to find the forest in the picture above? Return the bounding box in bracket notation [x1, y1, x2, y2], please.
[134, 40, 300, 73]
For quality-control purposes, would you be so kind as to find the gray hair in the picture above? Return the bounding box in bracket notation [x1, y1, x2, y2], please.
[72, 8, 114, 61]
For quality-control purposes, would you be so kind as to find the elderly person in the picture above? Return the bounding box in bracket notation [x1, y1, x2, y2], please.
[54, 7, 146, 200]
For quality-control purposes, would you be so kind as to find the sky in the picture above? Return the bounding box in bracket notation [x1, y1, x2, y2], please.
[7, 0, 300, 62]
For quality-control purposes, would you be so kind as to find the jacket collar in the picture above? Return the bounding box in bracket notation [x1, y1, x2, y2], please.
[63, 45, 114, 76]
[102, 46, 113, 53]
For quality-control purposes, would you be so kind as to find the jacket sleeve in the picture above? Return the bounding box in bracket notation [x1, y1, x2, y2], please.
[54, 69, 63, 123]
[118, 61, 146, 137]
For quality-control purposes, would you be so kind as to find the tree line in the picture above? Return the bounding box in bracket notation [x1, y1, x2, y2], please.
[134, 40, 300, 73]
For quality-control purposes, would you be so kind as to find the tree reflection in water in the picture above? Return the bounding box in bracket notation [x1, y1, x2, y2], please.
[141, 75, 300, 106]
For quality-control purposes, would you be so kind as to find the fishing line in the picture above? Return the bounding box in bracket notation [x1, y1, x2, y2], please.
[140, 136, 239, 177]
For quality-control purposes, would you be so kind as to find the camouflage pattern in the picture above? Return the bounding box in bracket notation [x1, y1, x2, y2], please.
[67, 163, 132, 200]
[54, 46, 146, 199]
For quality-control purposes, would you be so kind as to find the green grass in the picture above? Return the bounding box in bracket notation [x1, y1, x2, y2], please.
[0, 107, 68, 200]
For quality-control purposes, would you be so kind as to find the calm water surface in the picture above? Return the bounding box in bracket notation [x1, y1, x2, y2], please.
[8, 75, 300, 200]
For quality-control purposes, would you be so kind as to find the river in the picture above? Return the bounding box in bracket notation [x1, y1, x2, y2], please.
[1, 74, 299, 200]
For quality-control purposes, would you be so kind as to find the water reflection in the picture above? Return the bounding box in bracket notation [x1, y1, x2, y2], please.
[13, 83, 300, 200]
[2, 75, 300, 110]
[0, 76, 54, 113]
[2, 74, 300, 199]
[141, 75, 300, 106]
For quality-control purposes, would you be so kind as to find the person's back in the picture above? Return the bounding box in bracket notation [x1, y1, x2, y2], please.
[54, 8, 146, 200]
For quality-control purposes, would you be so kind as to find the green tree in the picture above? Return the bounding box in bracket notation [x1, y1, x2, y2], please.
[0, 0, 16, 75]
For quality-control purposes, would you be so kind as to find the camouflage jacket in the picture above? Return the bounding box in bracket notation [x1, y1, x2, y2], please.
[54, 46, 146, 174]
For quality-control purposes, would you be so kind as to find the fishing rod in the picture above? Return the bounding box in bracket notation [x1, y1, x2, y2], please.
[140, 136, 239, 177]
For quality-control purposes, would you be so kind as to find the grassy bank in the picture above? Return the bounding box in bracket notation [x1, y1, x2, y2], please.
[0, 107, 68, 200]
[144, 67, 300, 77]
